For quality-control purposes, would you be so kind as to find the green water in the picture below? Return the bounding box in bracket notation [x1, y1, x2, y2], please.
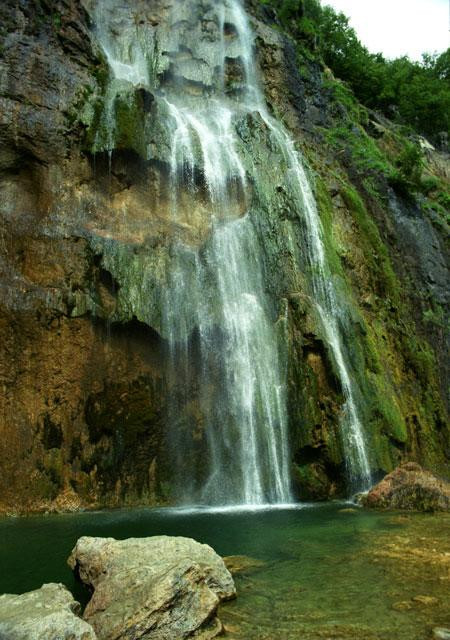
[0, 504, 449, 639]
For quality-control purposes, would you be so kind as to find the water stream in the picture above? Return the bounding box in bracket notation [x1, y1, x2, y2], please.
[91, 0, 372, 503]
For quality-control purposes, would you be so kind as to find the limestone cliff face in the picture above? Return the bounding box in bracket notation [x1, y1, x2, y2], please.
[0, 0, 448, 512]
[0, 0, 170, 511]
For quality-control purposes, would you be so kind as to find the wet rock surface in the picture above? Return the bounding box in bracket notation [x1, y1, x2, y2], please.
[0, 583, 96, 640]
[68, 535, 236, 640]
[363, 463, 450, 511]
[224, 555, 266, 575]
[0, 0, 448, 512]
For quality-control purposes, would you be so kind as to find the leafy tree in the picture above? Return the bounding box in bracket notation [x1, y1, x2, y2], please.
[260, 0, 450, 144]
[388, 141, 424, 196]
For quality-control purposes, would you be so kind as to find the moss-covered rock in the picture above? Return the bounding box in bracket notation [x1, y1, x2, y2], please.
[363, 462, 450, 511]
[0, 0, 447, 513]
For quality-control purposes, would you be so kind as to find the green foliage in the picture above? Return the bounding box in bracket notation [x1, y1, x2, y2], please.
[340, 185, 398, 297]
[260, 0, 450, 143]
[387, 141, 424, 196]
[51, 12, 61, 30]
[436, 189, 450, 209]
[396, 142, 424, 184]
[324, 119, 397, 199]
[261, 0, 448, 474]
[403, 333, 436, 386]
[423, 50, 450, 80]
[326, 123, 390, 176]
[420, 176, 440, 195]
[261, 0, 322, 50]
[369, 374, 407, 445]
[278, 0, 302, 23]
[423, 305, 446, 329]
[318, 11, 450, 142]
[423, 199, 450, 230]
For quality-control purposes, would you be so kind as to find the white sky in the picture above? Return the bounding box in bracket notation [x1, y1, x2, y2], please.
[321, 0, 450, 60]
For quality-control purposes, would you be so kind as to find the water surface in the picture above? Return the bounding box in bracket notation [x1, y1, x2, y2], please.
[0, 504, 449, 639]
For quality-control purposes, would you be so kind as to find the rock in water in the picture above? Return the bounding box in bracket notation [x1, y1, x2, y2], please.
[68, 536, 236, 640]
[223, 555, 265, 574]
[0, 583, 96, 639]
[363, 463, 450, 511]
[433, 629, 450, 640]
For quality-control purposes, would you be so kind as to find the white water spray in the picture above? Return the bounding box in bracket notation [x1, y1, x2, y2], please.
[226, 1, 371, 489]
[92, 0, 371, 502]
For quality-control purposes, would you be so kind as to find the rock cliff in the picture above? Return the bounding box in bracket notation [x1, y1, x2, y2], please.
[0, 0, 448, 512]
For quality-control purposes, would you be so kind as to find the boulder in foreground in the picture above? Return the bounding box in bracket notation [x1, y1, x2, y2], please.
[363, 463, 450, 511]
[68, 535, 236, 640]
[0, 582, 96, 640]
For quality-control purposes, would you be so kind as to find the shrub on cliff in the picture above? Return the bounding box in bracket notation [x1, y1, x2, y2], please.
[261, 0, 450, 145]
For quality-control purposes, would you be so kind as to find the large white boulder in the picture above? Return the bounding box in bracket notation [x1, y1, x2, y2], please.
[68, 535, 236, 640]
[0, 582, 96, 640]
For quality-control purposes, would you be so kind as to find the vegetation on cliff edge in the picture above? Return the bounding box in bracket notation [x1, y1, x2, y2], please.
[261, 0, 450, 145]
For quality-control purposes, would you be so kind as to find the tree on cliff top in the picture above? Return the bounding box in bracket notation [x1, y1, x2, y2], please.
[261, 0, 450, 145]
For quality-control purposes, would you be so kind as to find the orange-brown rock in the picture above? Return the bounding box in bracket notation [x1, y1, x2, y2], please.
[68, 536, 236, 640]
[363, 463, 450, 512]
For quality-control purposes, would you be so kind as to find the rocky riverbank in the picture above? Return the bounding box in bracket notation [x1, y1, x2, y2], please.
[1, 504, 450, 639]
[0, 535, 235, 640]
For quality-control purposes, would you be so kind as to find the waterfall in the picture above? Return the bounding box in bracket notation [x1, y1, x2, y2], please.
[91, 0, 371, 503]
[252, 121, 372, 490]
[161, 100, 292, 503]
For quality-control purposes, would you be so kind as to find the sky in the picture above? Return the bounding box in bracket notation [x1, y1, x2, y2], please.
[321, 0, 449, 60]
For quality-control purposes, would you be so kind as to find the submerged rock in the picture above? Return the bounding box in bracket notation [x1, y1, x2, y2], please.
[412, 595, 439, 606]
[391, 600, 413, 612]
[363, 463, 450, 511]
[68, 535, 236, 640]
[391, 595, 440, 612]
[223, 555, 265, 574]
[0, 583, 96, 640]
[433, 629, 450, 639]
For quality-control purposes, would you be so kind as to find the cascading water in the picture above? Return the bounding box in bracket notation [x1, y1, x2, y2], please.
[255, 121, 372, 490]
[223, 2, 372, 491]
[91, 0, 371, 503]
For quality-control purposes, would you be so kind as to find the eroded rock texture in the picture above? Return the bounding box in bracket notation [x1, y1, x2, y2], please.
[0, 0, 448, 511]
[363, 462, 450, 511]
[68, 535, 236, 639]
[0, 1, 174, 512]
[0, 583, 96, 640]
